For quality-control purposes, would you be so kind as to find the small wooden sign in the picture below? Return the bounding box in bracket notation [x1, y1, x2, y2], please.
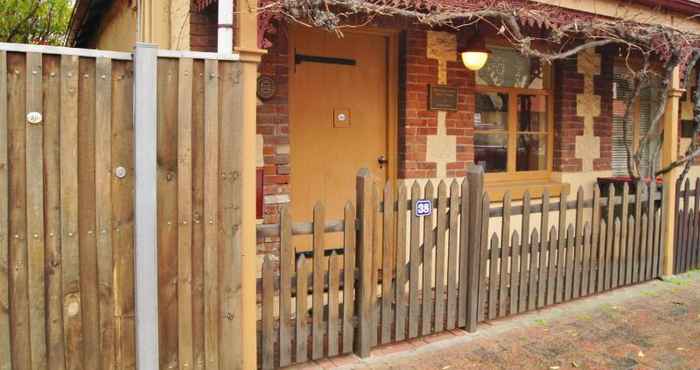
[428, 85, 458, 111]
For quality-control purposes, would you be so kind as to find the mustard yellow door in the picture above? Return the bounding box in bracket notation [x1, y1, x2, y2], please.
[290, 28, 389, 249]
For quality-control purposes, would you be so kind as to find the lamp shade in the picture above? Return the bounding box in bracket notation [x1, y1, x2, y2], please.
[460, 34, 491, 71]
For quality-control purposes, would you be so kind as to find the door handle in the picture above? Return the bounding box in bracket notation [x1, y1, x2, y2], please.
[377, 155, 388, 169]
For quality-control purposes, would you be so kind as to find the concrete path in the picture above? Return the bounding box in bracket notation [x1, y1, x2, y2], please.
[296, 272, 700, 370]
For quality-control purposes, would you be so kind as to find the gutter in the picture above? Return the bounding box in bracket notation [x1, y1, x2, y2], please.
[631, 0, 700, 15]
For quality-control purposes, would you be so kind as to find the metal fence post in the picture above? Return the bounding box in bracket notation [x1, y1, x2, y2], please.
[466, 164, 484, 332]
[133, 42, 159, 370]
[355, 168, 373, 358]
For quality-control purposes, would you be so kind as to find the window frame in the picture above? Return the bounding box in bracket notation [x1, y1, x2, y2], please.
[474, 66, 554, 183]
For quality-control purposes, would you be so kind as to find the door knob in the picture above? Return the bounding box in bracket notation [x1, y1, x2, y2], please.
[377, 155, 388, 169]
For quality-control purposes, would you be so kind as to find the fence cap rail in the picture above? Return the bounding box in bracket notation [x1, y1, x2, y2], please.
[156, 49, 241, 61]
[0, 42, 133, 60]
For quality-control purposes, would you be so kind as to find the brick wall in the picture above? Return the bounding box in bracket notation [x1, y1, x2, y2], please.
[399, 29, 474, 179]
[190, 5, 217, 51]
[553, 49, 614, 172]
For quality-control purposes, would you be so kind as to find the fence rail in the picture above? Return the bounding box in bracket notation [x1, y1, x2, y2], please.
[258, 167, 666, 369]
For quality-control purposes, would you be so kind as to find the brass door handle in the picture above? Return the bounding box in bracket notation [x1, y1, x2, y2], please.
[377, 155, 388, 169]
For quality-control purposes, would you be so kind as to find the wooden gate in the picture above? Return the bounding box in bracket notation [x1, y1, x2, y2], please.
[258, 167, 668, 369]
[674, 177, 700, 274]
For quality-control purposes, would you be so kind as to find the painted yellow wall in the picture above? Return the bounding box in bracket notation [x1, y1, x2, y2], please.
[137, 0, 190, 49]
[92, 0, 137, 51]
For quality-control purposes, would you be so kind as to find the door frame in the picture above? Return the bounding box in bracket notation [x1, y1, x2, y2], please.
[287, 25, 400, 188]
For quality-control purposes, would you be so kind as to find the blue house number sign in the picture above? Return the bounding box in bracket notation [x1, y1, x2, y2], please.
[415, 199, 433, 217]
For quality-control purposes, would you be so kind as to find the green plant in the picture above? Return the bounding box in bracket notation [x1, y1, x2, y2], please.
[0, 0, 72, 45]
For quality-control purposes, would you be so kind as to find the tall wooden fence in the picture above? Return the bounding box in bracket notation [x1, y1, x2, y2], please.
[674, 177, 700, 274]
[0, 43, 250, 370]
[258, 168, 667, 369]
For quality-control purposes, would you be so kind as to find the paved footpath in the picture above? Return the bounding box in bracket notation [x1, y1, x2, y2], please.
[295, 272, 700, 370]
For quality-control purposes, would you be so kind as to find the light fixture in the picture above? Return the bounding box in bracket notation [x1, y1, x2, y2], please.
[460, 31, 491, 71]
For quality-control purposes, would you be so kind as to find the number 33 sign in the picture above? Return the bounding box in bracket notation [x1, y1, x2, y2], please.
[415, 199, 433, 217]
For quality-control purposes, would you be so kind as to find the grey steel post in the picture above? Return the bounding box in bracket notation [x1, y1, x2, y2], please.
[133, 42, 159, 370]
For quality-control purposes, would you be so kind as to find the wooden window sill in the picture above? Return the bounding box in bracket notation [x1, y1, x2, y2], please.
[484, 179, 570, 200]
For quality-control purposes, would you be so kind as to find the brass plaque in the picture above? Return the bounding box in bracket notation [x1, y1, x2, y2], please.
[257, 75, 277, 100]
[428, 85, 458, 111]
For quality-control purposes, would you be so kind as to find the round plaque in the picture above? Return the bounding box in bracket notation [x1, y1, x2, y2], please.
[257, 75, 276, 101]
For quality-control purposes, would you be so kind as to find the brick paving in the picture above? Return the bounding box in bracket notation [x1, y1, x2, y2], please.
[290, 271, 700, 370]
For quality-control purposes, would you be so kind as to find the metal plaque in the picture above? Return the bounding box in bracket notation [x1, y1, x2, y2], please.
[256, 75, 277, 101]
[428, 85, 458, 111]
[415, 199, 433, 217]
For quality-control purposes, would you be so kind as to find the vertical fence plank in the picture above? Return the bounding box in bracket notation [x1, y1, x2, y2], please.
[692, 180, 700, 270]
[370, 185, 380, 348]
[477, 193, 490, 322]
[26, 52, 48, 370]
[8, 51, 30, 370]
[597, 220, 607, 293]
[612, 218, 621, 288]
[278, 206, 292, 367]
[564, 225, 575, 301]
[619, 183, 629, 287]
[408, 181, 420, 339]
[555, 191, 567, 303]
[0, 50, 10, 370]
[394, 185, 407, 341]
[218, 62, 243, 369]
[466, 167, 483, 331]
[261, 256, 274, 370]
[603, 185, 615, 291]
[518, 192, 530, 313]
[342, 202, 356, 354]
[589, 186, 601, 295]
[509, 231, 520, 315]
[546, 227, 557, 304]
[445, 180, 459, 329]
[95, 57, 115, 370]
[673, 178, 682, 274]
[175, 58, 193, 370]
[645, 182, 656, 280]
[639, 185, 650, 282]
[434, 181, 447, 332]
[42, 55, 65, 370]
[295, 256, 308, 364]
[311, 203, 325, 360]
[487, 233, 499, 320]
[421, 181, 435, 335]
[500, 193, 511, 317]
[652, 208, 662, 278]
[157, 58, 178, 369]
[582, 223, 592, 296]
[328, 252, 340, 357]
[626, 216, 635, 284]
[538, 190, 549, 308]
[632, 181, 644, 283]
[355, 169, 373, 357]
[381, 183, 394, 344]
[202, 59, 219, 370]
[680, 180, 691, 273]
[189, 60, 205, 370]
[573, 188, 584, 299]
[111, 60, 135, 370]
[59, 54, 83, 370]
[527, 230, 539, 311]
[457, 177, 470, 328]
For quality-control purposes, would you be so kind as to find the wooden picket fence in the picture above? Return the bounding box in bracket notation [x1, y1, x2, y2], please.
[257, 168, 667, 369]
[674, 177, 700, 274]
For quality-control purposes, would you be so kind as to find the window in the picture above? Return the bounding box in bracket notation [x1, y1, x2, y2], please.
[611, 63, 661, 177]
[474, 46, 552, 179]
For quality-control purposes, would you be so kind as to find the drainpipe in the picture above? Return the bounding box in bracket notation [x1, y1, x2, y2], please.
[218, 0, 234, 53]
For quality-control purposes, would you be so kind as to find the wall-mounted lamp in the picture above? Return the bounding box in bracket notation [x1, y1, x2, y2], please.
[460, 31, 491, 71]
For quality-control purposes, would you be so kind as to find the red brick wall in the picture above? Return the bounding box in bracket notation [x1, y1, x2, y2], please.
[190, 5, 217, 51]
[553, 48, 614, 172]
[399, 29, 475, 179]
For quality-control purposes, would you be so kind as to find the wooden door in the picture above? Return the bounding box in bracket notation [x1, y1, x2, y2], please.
[290, 28, 389, 250]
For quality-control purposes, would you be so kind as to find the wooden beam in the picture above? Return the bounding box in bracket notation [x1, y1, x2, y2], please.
[662, 66, 682, 276]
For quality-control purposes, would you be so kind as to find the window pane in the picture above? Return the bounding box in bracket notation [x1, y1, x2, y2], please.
[516, 134, 547, 171]
[475, 93, 508, 131]
[477, 46, 543, 89]
[517, 95, 547, 132]
[475, 133, 507, 173]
